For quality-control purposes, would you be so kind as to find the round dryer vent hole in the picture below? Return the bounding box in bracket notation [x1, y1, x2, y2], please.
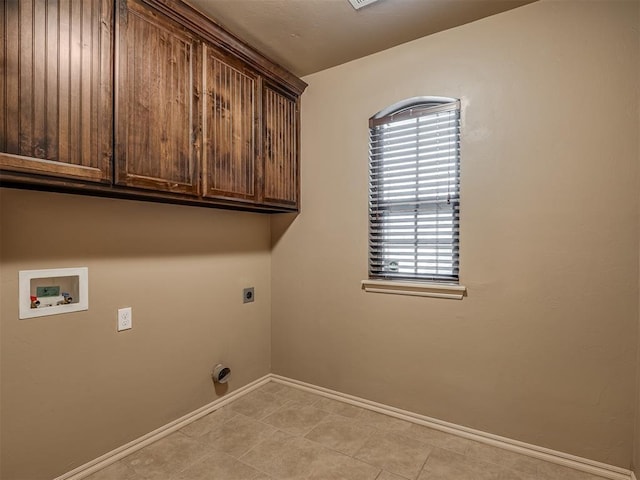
[212, 364, 231, 383]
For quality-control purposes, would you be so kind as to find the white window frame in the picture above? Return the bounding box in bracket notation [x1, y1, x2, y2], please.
[363, 97, 466, 299]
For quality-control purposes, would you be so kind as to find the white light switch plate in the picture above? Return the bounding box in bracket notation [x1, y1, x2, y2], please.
[118, 307, 132, 331]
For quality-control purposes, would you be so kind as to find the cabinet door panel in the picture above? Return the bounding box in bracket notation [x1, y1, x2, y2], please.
[202, 49, 258, 201]
[0, 0, 113, 182]
[263, 85, 298, 208]
[116, 0, 200, 195]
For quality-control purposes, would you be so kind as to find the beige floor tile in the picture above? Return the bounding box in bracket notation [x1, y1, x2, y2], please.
[173, 452, 266, 480]
[464, 441, 541, 476]
[376, 471, 407, 480]
[274, 385, 324, 404]
[306, 451, 381, 480]
[258, 381, 287, 395]
[354, 430, 432, 479]
[402, 424, 475, 455]
[313, 396, 365, 418]
[197, 413, 277, 458]
[497, 469, 538, 480]
[241, 430, 379, 480]
[116, 470, 170, 480]
[418, 447, 506, 480]
[537, 461, 609, 480]
[83, 460, 138, 480]
[240, 430, 327, 479]
[229, 389, 291, 420]
[305, 414, 376, 456]
[124, 432, 210, 479]
[356, 409, 413, 433]
[179, 406, 237, 438]
[262, 402, 331, 435]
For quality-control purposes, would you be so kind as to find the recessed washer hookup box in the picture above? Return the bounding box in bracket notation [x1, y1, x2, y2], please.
[19, 267, 88, 319]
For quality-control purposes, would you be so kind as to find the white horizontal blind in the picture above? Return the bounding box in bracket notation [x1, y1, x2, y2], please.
[369, 100, 460, 282]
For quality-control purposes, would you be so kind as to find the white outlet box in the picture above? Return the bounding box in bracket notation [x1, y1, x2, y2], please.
[118, 307, 132, 331]
[19, 267, 89, 319]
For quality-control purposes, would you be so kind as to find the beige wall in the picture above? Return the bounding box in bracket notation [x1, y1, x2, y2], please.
[0, 189, 272, 479]
[272, 0, 640, 468]
[636, 0, 640, 467]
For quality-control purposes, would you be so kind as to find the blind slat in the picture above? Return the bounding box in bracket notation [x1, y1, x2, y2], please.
[370, 126, 458, 146]
[371, 167, 456, 179]
[370, 138, 459, 158]
[370, 152, 459, 166]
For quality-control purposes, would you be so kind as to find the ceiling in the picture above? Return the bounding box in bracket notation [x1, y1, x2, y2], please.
[186, 0, 535, 77]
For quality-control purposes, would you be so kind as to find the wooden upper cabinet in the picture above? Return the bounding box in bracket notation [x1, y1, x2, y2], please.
[0, 0, 113, 183]
[115, 0, 201, 195]
[1, 0, 306, 211]
[262, 85, 299, 208]
[202, 48, 259, 202]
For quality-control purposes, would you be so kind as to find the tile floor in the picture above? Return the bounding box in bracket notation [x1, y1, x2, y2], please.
[85, 381, 608, 480]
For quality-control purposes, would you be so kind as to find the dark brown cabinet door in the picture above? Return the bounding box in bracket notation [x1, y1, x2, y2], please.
[116, 0, 200, 195]
[262, 85, 298, 208]
[202, 48, 259, 202]
[0, 0, 113, 183]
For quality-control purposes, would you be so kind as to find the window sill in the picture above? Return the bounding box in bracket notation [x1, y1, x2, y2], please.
[361, 280, 467, 300]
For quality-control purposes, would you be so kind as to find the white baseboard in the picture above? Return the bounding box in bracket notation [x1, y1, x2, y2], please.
[58, 373, 633, 480]
[270, 375, 633, 480]
[55, 375, 271, 480]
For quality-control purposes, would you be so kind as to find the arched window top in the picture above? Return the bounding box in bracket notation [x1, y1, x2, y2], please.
[370, 96, 460, 128]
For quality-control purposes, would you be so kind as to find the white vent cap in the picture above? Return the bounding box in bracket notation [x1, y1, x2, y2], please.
[348, 0, 382, 10]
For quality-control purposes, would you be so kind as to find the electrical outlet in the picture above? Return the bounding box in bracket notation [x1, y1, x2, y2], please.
[118, 307, 132, 331]
[243, 287, 254, 303]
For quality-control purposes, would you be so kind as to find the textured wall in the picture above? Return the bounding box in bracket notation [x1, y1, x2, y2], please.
[635, 0, 640, 471]
[0, 189, 272, 479]
[271, 0, 640, 468]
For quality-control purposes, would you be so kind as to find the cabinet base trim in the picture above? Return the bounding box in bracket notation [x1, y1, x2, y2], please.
[0, 176, 298, 213]
[0, 153, 107, 182]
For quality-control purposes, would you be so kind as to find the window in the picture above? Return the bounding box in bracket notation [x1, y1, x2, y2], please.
[368, 97, 460, 283]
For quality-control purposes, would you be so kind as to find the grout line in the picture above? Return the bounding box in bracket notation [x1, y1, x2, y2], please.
[236, 424, 279, 461]
[414, 445, 433, 480]
[172, 435, 215, 477]
[236, 440, 275, 480]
